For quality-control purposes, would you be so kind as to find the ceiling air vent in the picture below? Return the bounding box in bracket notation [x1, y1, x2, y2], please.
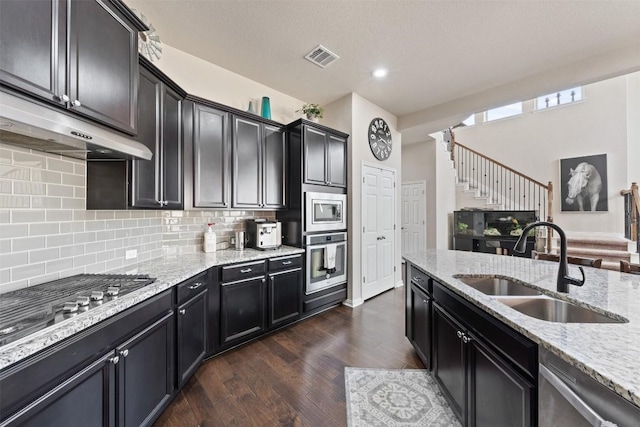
[304, 45, 340, 69]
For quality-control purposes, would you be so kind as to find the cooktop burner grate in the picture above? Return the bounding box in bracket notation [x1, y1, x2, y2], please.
[0, 274, 155, 346]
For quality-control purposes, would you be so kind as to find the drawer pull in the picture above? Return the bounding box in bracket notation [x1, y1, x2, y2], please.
[188, 282, 203, 290]
[413, 276, 423, 282]
[109, 356, 119, 365]
[281, 261, 293, 265]
[240, 268, 252, 273]
[179, 308, 186, 315]
[456, 330, 463, 339]
[120, 349, 129, 358]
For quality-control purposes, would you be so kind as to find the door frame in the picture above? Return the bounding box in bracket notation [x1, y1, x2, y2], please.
[360, 161, 397, 302]
[401, 180, 427, 255]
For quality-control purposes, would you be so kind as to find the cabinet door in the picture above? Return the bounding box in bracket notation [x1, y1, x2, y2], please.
[130, 66, 161, 208]
[411, 284, 431, 369]
[220, 277, 265, 345]
[4, 352, 116, 427]
[161, 86, 183, 209]
[193, 104, 230, 208]
[327, 134, 347, 188]
[263, 125, 286, 209]
[304, 127, 327, 185]
[0, 0, 66, 105]
[268, 269, 301, 328]
[433, 303, 466, 422]
[117, 312, 174, 427]
[233, 117, 262, 208]
[467, 336, 534, 427]
[177, 290, 207, 387]
[68, 0, 138, 134]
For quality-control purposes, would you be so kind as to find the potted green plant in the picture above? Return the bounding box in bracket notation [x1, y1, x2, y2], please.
[296, 103, 324, 122]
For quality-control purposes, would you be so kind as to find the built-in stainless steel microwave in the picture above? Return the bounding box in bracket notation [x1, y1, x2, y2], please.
[305, 192, 347, 233]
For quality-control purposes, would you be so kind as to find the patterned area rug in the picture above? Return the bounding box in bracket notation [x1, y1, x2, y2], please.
[345, 368, 461, 427]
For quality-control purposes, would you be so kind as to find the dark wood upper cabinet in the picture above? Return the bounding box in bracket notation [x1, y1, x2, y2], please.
[300, 123, 347, 188]
[0, 0, 145, 135]
[161, 87, 183, 209]
[233, 117, 262, 208]
[231, 115, 285, 209]
[189, 102, 231, 209]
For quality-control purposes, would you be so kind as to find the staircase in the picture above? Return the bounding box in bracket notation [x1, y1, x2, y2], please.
[444, 130, 638, 265]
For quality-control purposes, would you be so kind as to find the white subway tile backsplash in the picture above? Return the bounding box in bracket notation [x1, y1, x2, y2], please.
[32, 196, 62, 209]
[47, 158, 75, 174]
[29, 222, 61, 236]
[47, 184, 74, 197]
[12, 263, 45, 281]
[31, 169, 61, 184]
[0, 144, 276, 293]
[30, 248, 60, 263]
[0, 224, 28, 238]
[11, 209, 45, 223]
[12, 236, 45, 252]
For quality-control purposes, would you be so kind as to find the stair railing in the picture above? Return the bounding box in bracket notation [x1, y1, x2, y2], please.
[621, 182, 640, 253]
[451, 139, 554, 252]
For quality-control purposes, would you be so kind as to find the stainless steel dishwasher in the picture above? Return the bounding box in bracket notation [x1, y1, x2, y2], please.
[539, 348, 640, 427]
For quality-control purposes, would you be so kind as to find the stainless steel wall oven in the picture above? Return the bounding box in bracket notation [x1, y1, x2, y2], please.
[305, 232, 347, 294]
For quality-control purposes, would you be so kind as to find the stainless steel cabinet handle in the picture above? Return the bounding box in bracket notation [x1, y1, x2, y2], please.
[456, 330, 463, 339]
[156, 200, 164, 205]
[163, 201, 168, 206]
[240, 268, 252, 273]
[58, 94, 70, 102]
[262, 278, 266, 284]
[462, 335, 472, 344]
[108, 356, 120, 365]
[120, 349, 129, 358]
[188, 282, 203, 290]
[282, 261, 292, 265]
[72, 99, 81, 107]
[179, 308, 186, 315]
[413, 277, 422, 282]
[422, 299, 427, 304]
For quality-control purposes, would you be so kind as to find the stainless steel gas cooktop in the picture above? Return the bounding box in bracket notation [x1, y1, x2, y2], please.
[0, 274, 155, 346]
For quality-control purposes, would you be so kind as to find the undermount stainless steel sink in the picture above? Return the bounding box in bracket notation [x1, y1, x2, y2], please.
[456, 276, 542, 296]
[495, 296, 627, 324]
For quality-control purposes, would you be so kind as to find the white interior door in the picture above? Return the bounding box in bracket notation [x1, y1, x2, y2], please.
[401, 182, 426, 256]
[362, 164, 395, 301]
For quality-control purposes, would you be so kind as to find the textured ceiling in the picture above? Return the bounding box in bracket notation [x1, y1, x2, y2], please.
[124, 0, 640, 121]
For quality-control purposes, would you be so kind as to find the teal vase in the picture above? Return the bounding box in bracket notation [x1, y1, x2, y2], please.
[261, 97, 271, 119]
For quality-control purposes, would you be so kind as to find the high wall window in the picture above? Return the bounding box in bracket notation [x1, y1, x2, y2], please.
[536, 87, 582, 110]
[486, 102, 522, 121]
[462, 114, 475, 126]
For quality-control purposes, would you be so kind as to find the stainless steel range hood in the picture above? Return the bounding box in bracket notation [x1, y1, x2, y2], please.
[0, 91, 153, 160]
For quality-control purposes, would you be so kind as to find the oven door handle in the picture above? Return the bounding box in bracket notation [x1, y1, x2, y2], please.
[539, 365, 607, 427]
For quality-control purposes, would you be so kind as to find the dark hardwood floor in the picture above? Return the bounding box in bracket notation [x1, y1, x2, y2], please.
[154, 286, 424, 427]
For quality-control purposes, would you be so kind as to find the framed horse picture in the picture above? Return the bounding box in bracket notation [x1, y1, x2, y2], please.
[560, 154, 608, 212]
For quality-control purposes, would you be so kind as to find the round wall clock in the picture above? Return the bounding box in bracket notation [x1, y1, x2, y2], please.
[368, 117, 392, 161]
[135, 11, 163, 62]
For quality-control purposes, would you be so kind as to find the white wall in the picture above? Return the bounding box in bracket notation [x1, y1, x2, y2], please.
[324, 93, 402, 304]
[627, 73, 640, 187]
[453, 75, 632, 235]
[155, 44, 306, 124]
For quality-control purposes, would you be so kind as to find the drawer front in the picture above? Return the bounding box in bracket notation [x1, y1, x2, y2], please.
[409, 264, 430, 293]
[221, 260, 266, 283]
[176, 271, 209, 305]
[268, 254, 303, 272]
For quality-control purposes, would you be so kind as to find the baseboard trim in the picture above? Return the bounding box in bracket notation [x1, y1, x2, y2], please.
[343, 298, 363, 308]
[395, 280, 404, 288]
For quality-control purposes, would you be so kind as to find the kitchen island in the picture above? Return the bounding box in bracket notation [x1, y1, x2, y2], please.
[0, 246, 304, 370]
[404, 249, 640, 413]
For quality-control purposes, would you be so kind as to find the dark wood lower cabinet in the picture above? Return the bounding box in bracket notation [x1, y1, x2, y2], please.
[2, 352, 116, 427]
[177, 290, 207, 387]
[432, 303, 466, 422]
[220, 277, 266, 346]
[268, 269, 302, 328]
[467, 336, 534, 427]
[117, 311, 175, 427]
[410, 283, 431, 369]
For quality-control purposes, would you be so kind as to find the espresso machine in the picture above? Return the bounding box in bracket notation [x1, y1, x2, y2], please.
[246, 219, 282, 250]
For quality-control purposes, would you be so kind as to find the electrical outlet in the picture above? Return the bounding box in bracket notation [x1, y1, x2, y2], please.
[125, 249, 137, 260]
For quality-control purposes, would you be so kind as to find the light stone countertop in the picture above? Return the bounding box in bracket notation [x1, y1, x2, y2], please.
[403, 249, 640, 409]
[0, 246, 304, 370]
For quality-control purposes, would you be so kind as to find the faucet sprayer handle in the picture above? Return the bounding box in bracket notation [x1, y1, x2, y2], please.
[565, 266, 586, 287]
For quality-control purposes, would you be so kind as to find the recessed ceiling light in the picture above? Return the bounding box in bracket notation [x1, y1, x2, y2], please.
[372, 68, 388, 78]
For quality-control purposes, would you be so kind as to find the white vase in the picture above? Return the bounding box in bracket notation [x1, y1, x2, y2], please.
[306, 115, 319, 123]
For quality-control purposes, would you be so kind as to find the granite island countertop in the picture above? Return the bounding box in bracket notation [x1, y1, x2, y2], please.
[0, 246, 305, 370]
[404, 249, 640, 408]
